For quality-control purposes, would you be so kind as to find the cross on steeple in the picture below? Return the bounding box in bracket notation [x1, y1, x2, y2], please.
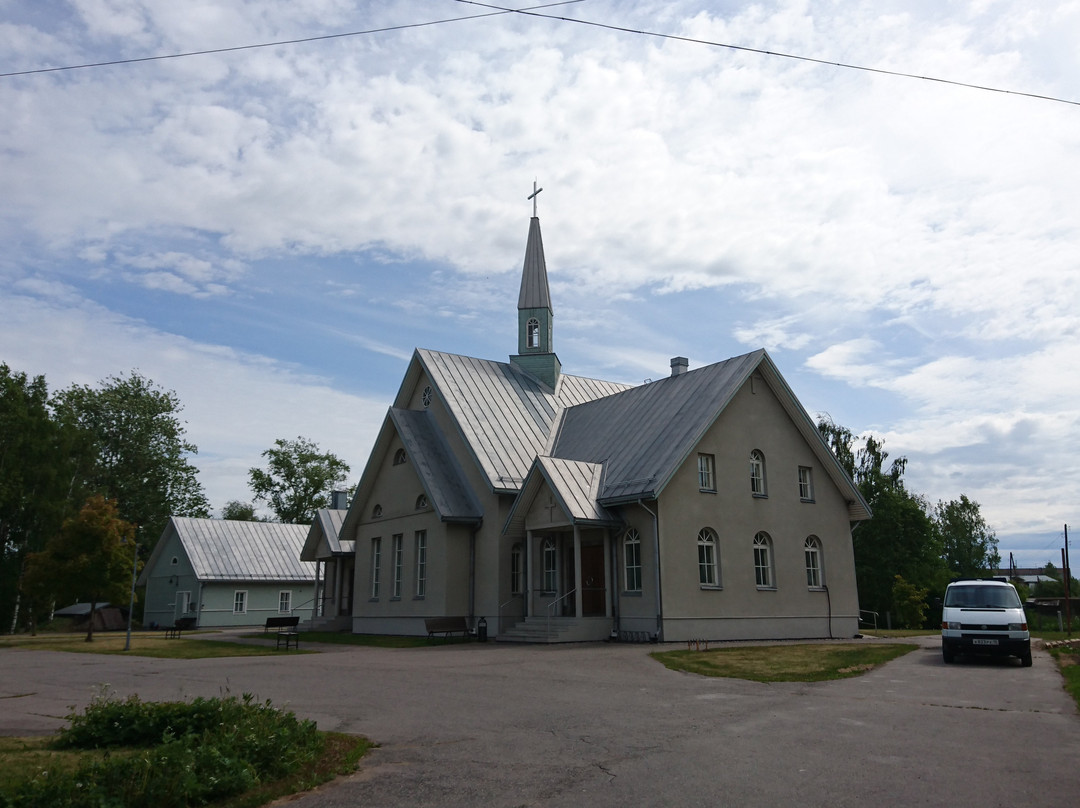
[527, 180, 543, 218]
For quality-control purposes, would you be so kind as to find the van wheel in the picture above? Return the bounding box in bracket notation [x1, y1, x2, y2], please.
[1020, 651, 1032, 667]
[942, 646, 955, 664]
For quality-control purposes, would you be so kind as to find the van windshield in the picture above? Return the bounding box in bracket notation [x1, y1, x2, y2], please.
[944, 585, 1021, 609]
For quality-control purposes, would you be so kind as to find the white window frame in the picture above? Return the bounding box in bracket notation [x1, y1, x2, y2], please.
[697, 453, 715, 492]
[177, 590, 192, 614]
[392, 534, 403, 599]
[393, 448, 407, 465]
[624, 529, 642, 592]
[799, 466, 814, 501]
[414, 530, 427, 598]
[805, 536, 824, 589]
[543, 538, 557, 592]
[233, 590, 248, 614]
[278, 590, 292, 614]
[754, 532, 774, 589]
[698, 528, 720, 587]
[511, 544, 523, 595]
[527, 317, 540, 349]
[371, 537, 382, 599]
[750, 450, 767, 496]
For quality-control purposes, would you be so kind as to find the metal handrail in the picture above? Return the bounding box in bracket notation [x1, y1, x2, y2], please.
[546, 588, 577, 636]
[858, 609, 878, 630]
[497, 597, 520, 634]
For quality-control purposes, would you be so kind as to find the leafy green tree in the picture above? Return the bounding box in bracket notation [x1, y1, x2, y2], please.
[0, 365, 85, 633]
[891, 575, 929, 629]
[817, 417, 944, 617]
[53, 371, 209, 546]
[249, 437, 350, 524]
[933, 495, 1000, 578]
[21, 496, 138, 641]
[221, 500, 261, 521]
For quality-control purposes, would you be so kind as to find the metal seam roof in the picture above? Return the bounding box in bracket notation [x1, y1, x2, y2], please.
[169, 517, 315, 582]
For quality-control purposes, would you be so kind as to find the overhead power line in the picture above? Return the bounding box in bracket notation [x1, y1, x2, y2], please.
[0, 1, 584, 79]
[457, 0, 1079, 108]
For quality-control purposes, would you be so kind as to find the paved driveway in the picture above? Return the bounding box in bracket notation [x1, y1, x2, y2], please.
[2, 636, 1078, 806]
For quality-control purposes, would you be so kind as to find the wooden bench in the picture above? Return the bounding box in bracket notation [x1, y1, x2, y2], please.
[276, 631, 300, 650]
[264, 615, 300, 633]
[425, 616, 470, 638]
[164, 616, 197, 638]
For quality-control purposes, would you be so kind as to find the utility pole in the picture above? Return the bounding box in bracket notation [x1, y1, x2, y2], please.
[124, 530, 139, 651]
[1065, 524, 1072, 636]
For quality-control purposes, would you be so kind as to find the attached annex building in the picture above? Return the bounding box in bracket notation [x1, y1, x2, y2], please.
[310, 215, 870, 642]
[141, 518, 316, 629]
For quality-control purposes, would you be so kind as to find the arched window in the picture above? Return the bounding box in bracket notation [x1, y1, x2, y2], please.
[754, 532, 774, 588]
[805, 536, 823, 588]
[393, 448, 407, 465]
[415, 493, 428, 510]
[372, 504, 383, 518]
[624, 529, 642, 592]
[511, 544, 523, 595]
[543, 538, 557, 591]
[750, 450, 767, 496]
[698, 528, 719, 587]
[422, 385, 433, 408]
[527, 317, 540, 349]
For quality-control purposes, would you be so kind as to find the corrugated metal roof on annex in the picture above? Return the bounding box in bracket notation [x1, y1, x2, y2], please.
[417, 349, 630, 492]
[174, 517, 315, 582]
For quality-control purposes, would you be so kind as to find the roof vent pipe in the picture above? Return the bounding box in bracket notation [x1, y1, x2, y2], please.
[670, 357, 689, 377]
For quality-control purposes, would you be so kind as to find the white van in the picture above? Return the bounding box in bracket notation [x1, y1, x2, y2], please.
[941, 578, 1031, 667]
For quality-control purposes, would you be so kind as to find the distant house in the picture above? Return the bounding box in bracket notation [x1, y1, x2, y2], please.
[330, 212, 870, 642]
[139, 518, 316, 628]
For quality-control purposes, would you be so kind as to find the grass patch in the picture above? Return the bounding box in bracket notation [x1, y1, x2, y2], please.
[273, 631, 469, 648]
[0, 693, 371, 808]
[0, 632, 302, 659]
[1048, 645, 1080, 712]
[652, 642, 918, 682]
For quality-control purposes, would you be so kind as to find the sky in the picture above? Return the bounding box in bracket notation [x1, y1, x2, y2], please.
[2, 0, 1078, 568]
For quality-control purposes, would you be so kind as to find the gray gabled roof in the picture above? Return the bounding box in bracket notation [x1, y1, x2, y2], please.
[301, 508, 351, 561]
[389, 407, 483, 523]
[503, 456, 621, 535]
[411, 349, 630, 493]
[552, 351, 764, 501]
[551, 349, 871, 520]
[141, 517, 315, 584]
[518, 216, 552, 311]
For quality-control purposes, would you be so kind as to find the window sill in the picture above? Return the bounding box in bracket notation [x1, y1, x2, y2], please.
[413, 596, 426, 601]
[390, 597, 401, 602]
[368, 597, 379, 602]
[755, 586, 777, 592]
[800, 497, 815, 504]
[808, 586, 826, 592]
[752, 493, 768, 499]
[622, 590, 643, 597]
[699, 488, 716, 494]
[699, 585, 723, 591]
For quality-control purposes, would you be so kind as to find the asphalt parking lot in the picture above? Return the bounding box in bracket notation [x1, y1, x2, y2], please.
[2, 635, 1078, 807]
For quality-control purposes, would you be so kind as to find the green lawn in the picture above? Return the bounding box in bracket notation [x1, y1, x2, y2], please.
[652, 642, 918, 682]
[0, 632, 302, 658]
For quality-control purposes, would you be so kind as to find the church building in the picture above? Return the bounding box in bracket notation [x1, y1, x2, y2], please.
[303, 210, 870, 642]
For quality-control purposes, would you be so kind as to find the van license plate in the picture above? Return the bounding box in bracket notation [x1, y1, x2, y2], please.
[973, 639, 998, 646]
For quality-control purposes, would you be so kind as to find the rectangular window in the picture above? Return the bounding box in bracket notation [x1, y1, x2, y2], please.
[392, 534, 403, 598]
[370, 537, 382, 599]
[697, 453, 715, 491]
[278, 590, 292, 614]
[233, 590, 247, 614]
[177, 590, 192, 614]
[624, 533, 642, 592]
[543, 539, 557, 592]
[511, 545, 523, 595]
[799, 466, 814, 501]
[414, 530, 427, 598]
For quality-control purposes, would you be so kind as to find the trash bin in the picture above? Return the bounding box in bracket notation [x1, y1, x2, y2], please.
[477, 616, 488, 642]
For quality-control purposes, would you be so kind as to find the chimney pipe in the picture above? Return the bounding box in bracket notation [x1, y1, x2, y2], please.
[670, 357, 689, 377]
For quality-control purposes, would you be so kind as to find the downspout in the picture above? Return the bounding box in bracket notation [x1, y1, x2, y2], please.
[638, 500, 663, 642]
[610, 527, 620, 638]
[468, 526, 478, 628]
